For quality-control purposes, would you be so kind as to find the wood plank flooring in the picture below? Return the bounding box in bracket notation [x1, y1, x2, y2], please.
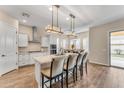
[0, 63, 124, 88]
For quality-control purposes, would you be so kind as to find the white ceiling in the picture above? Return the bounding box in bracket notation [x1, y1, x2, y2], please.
[0, 5, 124, 33]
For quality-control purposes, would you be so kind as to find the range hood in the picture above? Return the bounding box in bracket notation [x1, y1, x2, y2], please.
[30, 26, 40, 43]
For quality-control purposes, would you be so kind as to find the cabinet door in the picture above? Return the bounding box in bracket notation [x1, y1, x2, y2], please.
[24, 54, 30, 65]
[50, 35, 57, 44]
[41, 36, 49, 47]
[18, 54, 29, 66]
[18, 34, 28, 47]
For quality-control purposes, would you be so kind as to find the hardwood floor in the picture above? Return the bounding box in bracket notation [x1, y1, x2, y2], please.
[0, 63, 124, 88]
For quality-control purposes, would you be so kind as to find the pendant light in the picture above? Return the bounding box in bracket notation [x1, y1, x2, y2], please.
[45, 5, 63, 34]
[67, 14, 77, 37]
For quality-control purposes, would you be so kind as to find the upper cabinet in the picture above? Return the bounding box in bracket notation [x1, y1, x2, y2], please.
[49, 35, 57, 44]
[41, 35, 57, 47]
[18, 33, 28, 47]
[41, 36, 49, 47]
[31, 26, 40, 43]
[19, 25, 33, 41]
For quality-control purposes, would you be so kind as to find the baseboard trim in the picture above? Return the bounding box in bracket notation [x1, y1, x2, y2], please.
[111, 65, 124, 69]
[18, 64, 34, 68]
[89, 60, 110, 67]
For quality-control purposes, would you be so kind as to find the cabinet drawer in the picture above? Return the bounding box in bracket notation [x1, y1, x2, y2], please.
[18, 54, 29, 66]
[18, 61, 27, 66]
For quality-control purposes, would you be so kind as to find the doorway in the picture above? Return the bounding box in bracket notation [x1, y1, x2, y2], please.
[110, 30, 124, 68]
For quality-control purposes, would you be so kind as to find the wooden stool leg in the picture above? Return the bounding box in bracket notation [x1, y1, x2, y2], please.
[79, 66, 82, 79]
[55, 78, 57, 82]
[50, 79, 52, 88]
[61, 73, 63, 88]
[66, 71, 68, 88]
[80, 65, 83, 79]
[58, 76, 60, 81]
[42, 74, 44, 88]
[82, 64, 84, 76]
[76, 66, 78, 81]
[73, 68, 75, 83]
[85, 62, 88, 74]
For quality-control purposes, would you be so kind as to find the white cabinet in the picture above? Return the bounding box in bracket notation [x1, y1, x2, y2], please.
[41, 35, 58, 47]
[50, 35, 57, 44]
[18, 34, 28, 47]
[18, 52, 48, 67]
[41, 36, 49, 47]
[18, 53, 29, 66]
[0, 21, 17, 76]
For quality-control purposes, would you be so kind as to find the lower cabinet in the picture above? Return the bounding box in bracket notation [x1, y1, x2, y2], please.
[18, 53, 30, 66]
[18, 52, 48, 67]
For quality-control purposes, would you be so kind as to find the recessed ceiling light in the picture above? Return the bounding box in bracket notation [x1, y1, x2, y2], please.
[22, 12, 30, 18]
[66, 18, 69, 21]
[49, 7, 52, 11]
[22, 19, 27, 23]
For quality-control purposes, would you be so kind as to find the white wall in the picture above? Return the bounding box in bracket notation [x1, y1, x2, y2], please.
[0, 11, 18, 53]
[0, 11, 18, 29]
[89, 18, 124, 66]
[77, 31, 89, 50]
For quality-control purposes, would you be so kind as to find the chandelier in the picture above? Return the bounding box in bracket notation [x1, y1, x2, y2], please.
[45, 5, 63, 34]
[66, 14, 77, 37]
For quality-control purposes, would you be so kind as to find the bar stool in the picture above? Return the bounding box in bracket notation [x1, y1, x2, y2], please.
[63, 53, 78, 88]
[41, 55, 67, 88]
[76, 51, 89, 80]
[75, 52, 85, 80]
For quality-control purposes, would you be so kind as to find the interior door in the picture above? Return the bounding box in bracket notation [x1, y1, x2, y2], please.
[0, 21, 6, 75]
[0, 21, 17, 75]
[5, 24, 17, 72]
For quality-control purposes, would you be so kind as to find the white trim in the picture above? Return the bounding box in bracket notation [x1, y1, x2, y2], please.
[89, 60, 109, 66]
[107, 31, 111, 66]
[108, 29, 124, 67]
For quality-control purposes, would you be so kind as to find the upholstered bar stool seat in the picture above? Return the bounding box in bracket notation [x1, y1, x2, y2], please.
[41, 68, 51, 78]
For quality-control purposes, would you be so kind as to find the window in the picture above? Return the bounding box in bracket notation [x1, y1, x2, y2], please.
[76, 39, 80, 49]
[57, 38, 59, 53]
[62, 39, 66, 49]
[70, 39, 80, 49]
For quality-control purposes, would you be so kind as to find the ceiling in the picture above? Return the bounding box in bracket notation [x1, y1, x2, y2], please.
[0, 5, 124, 33]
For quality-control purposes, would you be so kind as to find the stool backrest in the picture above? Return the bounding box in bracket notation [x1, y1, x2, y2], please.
[83, 52, 89, 64]
[51, 55, 67, 77]
[77, 52, 85, 66]
[67, 53, 78, 70]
